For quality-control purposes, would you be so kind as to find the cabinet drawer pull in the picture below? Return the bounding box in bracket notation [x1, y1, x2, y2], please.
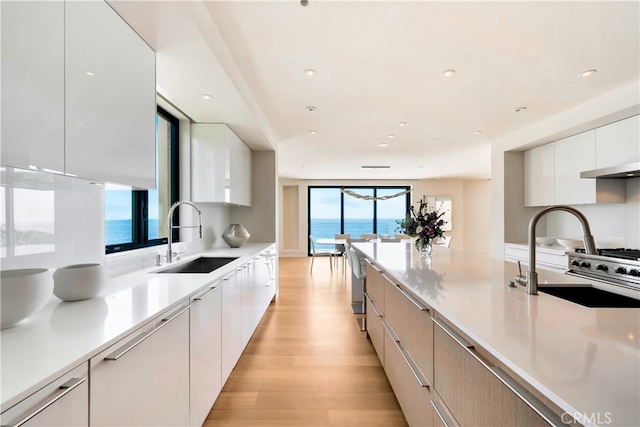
[431, 400, 456, 427]
[383, 320, 429, 389]
[363, 292, 383, 317]
[193, 284, 219, 301]
[105, 305, 190, 361]
[9, 377, 86, 427]
[389, 280, 429, 312]
[433, 317, 563, 427]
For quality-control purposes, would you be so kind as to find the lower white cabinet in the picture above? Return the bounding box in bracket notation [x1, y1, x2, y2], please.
[190, 282, 222, 427]
[241, 260, 261, 348]
[0, 363, 88, 427]
[221, 268, 243, 384]
[364, 291, 385, 365]
[90, 304, 190, 426]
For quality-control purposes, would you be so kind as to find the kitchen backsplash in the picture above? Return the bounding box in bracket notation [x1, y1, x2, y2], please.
[546, 177, 640, 249]
[1, 166, 104, 271]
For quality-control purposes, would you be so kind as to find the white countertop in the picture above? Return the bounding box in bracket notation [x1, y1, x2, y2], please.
[353, 242, 640, 427]
[0, 243, 273, 410]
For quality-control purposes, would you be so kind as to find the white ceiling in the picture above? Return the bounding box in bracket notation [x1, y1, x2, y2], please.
[109, 0, 640, 180]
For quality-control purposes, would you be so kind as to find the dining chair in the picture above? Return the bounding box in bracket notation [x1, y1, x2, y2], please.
[334, 233, 351, 272]
[360, 233, 377, 241]
[379, 234, 391, 240]
[393, 233, 411, 241]
[309, 235, 338, 273]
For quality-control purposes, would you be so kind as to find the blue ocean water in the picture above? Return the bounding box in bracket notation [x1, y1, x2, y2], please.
[311, 218, 401, 249]
[105, 219, 160, 246]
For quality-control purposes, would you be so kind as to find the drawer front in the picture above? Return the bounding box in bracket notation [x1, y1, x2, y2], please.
[383, 321, 433, 427]
[365, 261, 385, 310]
[364, 291, 384, 365]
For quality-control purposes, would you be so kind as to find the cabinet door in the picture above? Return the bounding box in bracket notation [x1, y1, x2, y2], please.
[1, 1, 65, 172]
[524, 144, 555, 207]
[0, 363, 88, 427]
[191, 123, 227, 203]
[595, 115, 640, 168]
[90, 305, 190, 426]
[222, 269, 243, 384]
[241, 260, 260, 348]
[383, 321, 433, 427]
[433, 317, 557, 426]
[190, 284, 222, 427]
[364, 291, 385, 365]
[365, 261, 385, 311]
[228, 132, 252, 206]
[65, 0, 156, 188]
[554, 131, 596, 205]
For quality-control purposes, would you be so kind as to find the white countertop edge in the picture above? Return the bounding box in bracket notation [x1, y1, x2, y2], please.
[0, 243, 275, 410]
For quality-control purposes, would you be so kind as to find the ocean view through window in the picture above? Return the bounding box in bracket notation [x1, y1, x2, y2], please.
[105, 107, 178, 252]
[308, 186, 410, 253]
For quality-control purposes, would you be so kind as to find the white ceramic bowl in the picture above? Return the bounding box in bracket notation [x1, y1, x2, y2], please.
[556, 238, 584, 250]
[535, 237, 557, 247]
[53, 263, 106, 302]
[1, 268, 53, 329]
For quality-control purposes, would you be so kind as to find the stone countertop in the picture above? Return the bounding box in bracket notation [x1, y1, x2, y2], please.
[0, 243, 274, 411]
[352, 242, 640, 427]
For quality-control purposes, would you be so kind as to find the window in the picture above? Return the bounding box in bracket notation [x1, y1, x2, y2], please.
[308, 186, 410, 254]
[105, 107, 179, 253]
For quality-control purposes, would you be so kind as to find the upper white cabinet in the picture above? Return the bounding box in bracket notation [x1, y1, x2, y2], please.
[0, 1, 156, 189]
[595, 115, 640, 168]
[524, 143, 555, 206]
[1, 1, 65, 173]
[191, 123, 252, 206]
[554, 131, 596, 205]
[65, 1, 156, 189]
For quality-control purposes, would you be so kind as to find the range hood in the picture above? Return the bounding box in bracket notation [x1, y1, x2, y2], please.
[581, 162, 640, 179]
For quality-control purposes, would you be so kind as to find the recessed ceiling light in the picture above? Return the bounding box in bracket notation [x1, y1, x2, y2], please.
[306, 106, 316, 112]
[309, 130, 317, 134]
[388, 134, 395, 139]
[378, 142, 389, 147]
[474, 130, 482, 135]
[202, 94, 213, 100]
[86, 71, 95, 77]
[513, 107, 527, 113]
[579, 69, 597, 77]
[443, 69, 456, 77]
[304, 69, 316, 76]
[398, 121, 407, 126]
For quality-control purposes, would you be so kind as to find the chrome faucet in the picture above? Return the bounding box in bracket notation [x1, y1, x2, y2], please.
[167, 201, 202, 263]
[515, 205, 597, 295]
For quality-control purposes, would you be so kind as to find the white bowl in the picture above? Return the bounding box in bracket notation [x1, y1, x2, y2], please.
[556, 238, 584, 250]
[535, 237, 557, 247]
[1, 268, 53, 329]
[53, 263, 106, 302]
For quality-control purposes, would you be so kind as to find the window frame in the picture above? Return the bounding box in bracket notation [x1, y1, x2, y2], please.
[307, 185, 410, 255]
[105, 106, 179, 254]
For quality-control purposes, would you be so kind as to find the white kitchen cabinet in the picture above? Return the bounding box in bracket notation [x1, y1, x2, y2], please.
[554, 131, 596, 205]
[1, 1, 65, 173]
[524, 143, 555, 207]
[365, 261, 386, 364]
[65, 0, 156, 189]
[90, 304, 190, 426]
[190, 282, 222, 427]
[191, 123, 252, 206]
[241, 259, 261, 349]
[0, 363, 88, 426]
[595, 115, 640, 168]
[221, 268, 244, 384]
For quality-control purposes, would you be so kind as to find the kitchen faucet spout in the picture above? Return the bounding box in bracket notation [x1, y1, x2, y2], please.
[515, 205, 596, 295]
[167, 201, 202, 263]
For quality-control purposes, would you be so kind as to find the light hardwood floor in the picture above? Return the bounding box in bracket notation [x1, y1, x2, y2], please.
[204, 256, 408, 426]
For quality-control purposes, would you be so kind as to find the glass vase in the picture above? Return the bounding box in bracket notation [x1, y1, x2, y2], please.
[415, 239, 432, 257]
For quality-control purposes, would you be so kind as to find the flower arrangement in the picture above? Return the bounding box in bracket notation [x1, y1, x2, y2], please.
[396, 199, 447, 254]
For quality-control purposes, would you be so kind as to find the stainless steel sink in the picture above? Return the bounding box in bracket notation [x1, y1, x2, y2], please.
[538, 286, 640, 308]
[154, 257, 238, 274]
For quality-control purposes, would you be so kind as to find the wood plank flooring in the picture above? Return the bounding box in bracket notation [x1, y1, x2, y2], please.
[204, 257, 408, 426]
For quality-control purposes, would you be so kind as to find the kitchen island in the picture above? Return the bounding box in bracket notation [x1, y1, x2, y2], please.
[1, 243, 275, 425]
[353, 241, 639, 427]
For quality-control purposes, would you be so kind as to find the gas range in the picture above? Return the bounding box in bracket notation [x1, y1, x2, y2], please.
[568, 248, 640, 289]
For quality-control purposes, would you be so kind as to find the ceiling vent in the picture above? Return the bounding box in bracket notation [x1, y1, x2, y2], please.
[361, 165, 390, 169]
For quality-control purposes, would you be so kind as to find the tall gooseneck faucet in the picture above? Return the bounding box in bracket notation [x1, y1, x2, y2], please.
[515, 205, 596, 295]
[167, 201, 202, 263]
